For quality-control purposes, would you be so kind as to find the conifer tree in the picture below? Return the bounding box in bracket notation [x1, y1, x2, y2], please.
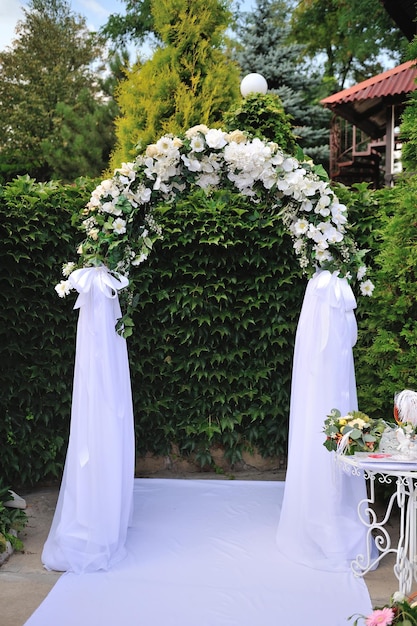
[110, 0, 240, 167]
[0, 0, 115, 182]
[235, 0, 330, 168]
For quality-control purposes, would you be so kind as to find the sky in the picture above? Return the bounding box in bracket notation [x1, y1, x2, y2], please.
[0, 0, 256, 52]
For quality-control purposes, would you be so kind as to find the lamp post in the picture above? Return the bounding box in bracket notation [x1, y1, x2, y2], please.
[240, 73, 268, 97]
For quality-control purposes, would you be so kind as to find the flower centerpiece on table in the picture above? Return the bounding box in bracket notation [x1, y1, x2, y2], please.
[349, 591, 417, 625]
[55, 125, 374, 335]
[377, 390, 417, 457]
[323, 409, 387, 455]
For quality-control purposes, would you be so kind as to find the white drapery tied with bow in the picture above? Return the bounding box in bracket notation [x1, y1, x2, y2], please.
[69, 265, 129, 308]
[42, 266, 134, 573]
[276, 270, 372, 571]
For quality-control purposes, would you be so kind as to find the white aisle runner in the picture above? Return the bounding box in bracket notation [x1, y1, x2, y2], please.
[26, 479, 372, 626]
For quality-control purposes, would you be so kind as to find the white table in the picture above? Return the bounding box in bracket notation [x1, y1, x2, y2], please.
[337, 453, 417, 594]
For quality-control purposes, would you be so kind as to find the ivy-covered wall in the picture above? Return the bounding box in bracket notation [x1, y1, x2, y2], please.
[128, 189, 305, 467]
[2, 174, 410, 488]
[0, 176, 96, 486]
[0, 178, 305, 487]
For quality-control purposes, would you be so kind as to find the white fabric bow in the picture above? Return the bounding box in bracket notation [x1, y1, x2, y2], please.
[69, 266, 129, 309]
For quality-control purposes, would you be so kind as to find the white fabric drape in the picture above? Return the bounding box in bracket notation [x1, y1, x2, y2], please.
[276, 270, 371, 571]
[42, 267, 135, 573]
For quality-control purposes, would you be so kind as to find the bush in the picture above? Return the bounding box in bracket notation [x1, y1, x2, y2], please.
[223, 93, 297, 156]
[353, 177, 417, 419]
[0, 484, 27, 552]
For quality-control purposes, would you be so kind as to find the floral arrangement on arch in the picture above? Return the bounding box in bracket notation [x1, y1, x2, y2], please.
[56, 124, 374, 313]
[323, 409, 387, 455]
[350, 590, 417, 625]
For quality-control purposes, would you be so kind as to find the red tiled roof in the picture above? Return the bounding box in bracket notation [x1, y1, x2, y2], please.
[321, 60, 417, 106]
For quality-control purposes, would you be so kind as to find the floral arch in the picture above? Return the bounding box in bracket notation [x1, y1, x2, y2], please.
[56, 124, 374, 328]
[45, 124, 375, 575]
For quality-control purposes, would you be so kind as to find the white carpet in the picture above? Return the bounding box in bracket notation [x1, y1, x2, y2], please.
[25, 479, 372, 626]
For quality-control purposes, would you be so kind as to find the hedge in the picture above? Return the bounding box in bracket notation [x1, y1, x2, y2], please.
[0, 173, 395, 487]
[127, 188, 305, 467]
[353, 178, 417, 420]
[0, 176, 96, 486]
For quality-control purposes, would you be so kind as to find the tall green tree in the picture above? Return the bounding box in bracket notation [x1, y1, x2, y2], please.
[0, 0, 115, 182]
[290, 0, 407, 90]
[101, 0, 154, 49]
[235, 0, 330, 167]
[110, 0, 240, 167]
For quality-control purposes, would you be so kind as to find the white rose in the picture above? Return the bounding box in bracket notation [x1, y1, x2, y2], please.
[226, 130, 246, 144]
[205, 128, 227, 149]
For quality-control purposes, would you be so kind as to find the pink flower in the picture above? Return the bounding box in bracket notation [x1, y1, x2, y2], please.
[365, 607, 395, 626]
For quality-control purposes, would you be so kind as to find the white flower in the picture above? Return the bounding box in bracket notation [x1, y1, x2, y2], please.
[55, 280, 72, 298]
[321, 224, 344, 244]
[200, 153, 221, 172]
[300, 199, 313, 212]
[315, 248, 332, 262]
[62, 262, 76, 277]
[360, 279, 375, 297]
[190, 135, 205, 152]
[96, 179, 120, 199]
[282, 157, 298, 172]
[155, 135, 176, 154]
[113, 218, 127, 235]
[346, 417, 367, 430]
[101, 200, 122, 216]
[114, 162, 136, 180]
[331, 203, 348, 228]
[181, 154, 202, 172]
[126, 184, 151, 206]
[172, 137, 183, 148]
[308, 224, 328, 248]
[195, 173, 221, 188]
[315, 194, 331, 216]
[204, 128, 227, 149]
[357, 266, 367, 280]
[145, 144, 159, 158]
[132, 253, 148, 266]
[303, 177, 322, 197]
[185, 124, 209, 138]
[83, 216, 98, 235]
[392, 591, 406, 603]
[293, 239, 304, 253]
[226, 129, 247, 144]
[292, 218, 309, 236]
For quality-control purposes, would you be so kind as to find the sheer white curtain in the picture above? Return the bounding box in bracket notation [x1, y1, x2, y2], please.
[276, 270, 371, 571]
[42, 267, 135, 573]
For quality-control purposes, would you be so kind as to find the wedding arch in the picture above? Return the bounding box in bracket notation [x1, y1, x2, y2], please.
[44, 125, 374, 573]
[56, 124, 373, 308]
